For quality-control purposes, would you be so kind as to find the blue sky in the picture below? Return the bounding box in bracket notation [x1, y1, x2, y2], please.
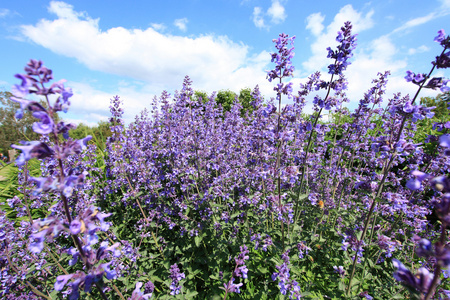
[0, 0, 449, 124]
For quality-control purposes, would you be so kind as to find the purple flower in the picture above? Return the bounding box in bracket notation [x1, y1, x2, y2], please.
[273, 250, 302, 298]
[11, 141, 53, 165]
[267, 33, 295, 99]
[405, 71, 427, 85]
[69, 220, 83, 235]
[431, 176, 450, 193]
[169, 264, 185, 295]
[95, 212, 112, 231]
[440, 79, 450, 93]
[406, 178, 421, 190]
[100, 262, 117, 280]
[333, 266, 345, 277]
[10, 96, 31, 119]
[57, 121, 77, 139]
[415, 238, 433, 258]
[222, 277, 243, 294]
[68, 247, 80, 266]
[11, 74, 31, 98]
[434, 29, 447, 44]
[237, 265, 248, 279]
[29, 176, 57, 195]
[297, 241, 311, 259]
[425, 77, 446, 90]
[359, 291, 373, 299]
[29, 230, 47, 254]
[130, 281, 153, 300]
[32, 111, 54, 134]
[392, 259, 417, 288]
[406, 170, 431, 191]
[393, 259, 435, 293]
[83, 274, 97, 293]
[54, 85, 73, 113]
[440, 134, 450, 150]
[326, 21, 357, 75]
[55, 274, 73, 291]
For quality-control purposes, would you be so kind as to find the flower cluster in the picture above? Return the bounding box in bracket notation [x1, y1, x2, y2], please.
[326, 21, 357, 75]
[221, 245, 250, 296]
[272, 250, 301, 299]
[6, 60, 118, 299]
[267, 33, 296, 103]
[169, 264, 185, 295]
[129, 281, 154, 300]
[392, 259, 435, 294]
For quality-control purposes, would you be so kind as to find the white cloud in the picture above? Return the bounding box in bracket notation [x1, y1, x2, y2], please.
[150, 23, 166, 31]
[392, 13, 436, 33]
[252, 7, 266, 29]
[66, 81, 153, 124]
[407, 45, 430, 55]
[306, 12, 325, 36]
[303, 5, 374, 73]
[267, 0, 286, 24]
[344, 35, 438, 108]
[19, 1, 275, 121]
[252, 0, 287, 29]
[301, 5, 440, 110]
[0, 8, 10, 18]
[440, 0, 450, 10]
[48, 1, 88, 20]
[174, 18, 188, 31]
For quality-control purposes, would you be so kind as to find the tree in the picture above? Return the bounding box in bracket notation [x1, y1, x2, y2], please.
[238, 88, 255, 116]
[193, 88, 257, 117]
[420, 92, 450, 120]
[0, 91, 41, 156]
[69, 120, 112, 150]
[193, 90, 209, 104]
[414, 91, 450, 144]
[216, 90, 237, 112]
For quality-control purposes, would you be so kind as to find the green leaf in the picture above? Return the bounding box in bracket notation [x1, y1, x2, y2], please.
[195, 235, 202, 247]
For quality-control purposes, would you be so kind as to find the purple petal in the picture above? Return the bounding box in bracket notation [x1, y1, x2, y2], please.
[55, 274, 73, 291]
[32, 111, 54, 135]
[406, 179, 421, 190]
[69, 220, 82, 235]
[29, 230, 47, 254]
[440, 135, 450, 148]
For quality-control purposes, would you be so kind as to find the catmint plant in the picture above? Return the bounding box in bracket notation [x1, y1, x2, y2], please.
[9, 60, 122, 300]
[4, 23, 450, 299]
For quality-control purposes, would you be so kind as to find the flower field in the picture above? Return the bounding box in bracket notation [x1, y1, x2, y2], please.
[1, 21, 450, 299]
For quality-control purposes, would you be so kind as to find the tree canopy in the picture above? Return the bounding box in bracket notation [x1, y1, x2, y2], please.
[0, 91, 42, 155]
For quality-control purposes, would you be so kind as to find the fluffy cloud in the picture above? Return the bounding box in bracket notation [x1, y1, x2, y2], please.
[20, 1, 272, 100]
[306, 13, 325, 36]
[267, 0, 286, 24]
[174, 18, 188, 31]
[252, 0, 287, 29]
[0, 8, 10, 18]
[65, 81, 155, 124]
[303, 5, 374, 72]
[150, 23, 166, 31]
[407, 45, 430, 55]
[252, 7, 266, 29]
